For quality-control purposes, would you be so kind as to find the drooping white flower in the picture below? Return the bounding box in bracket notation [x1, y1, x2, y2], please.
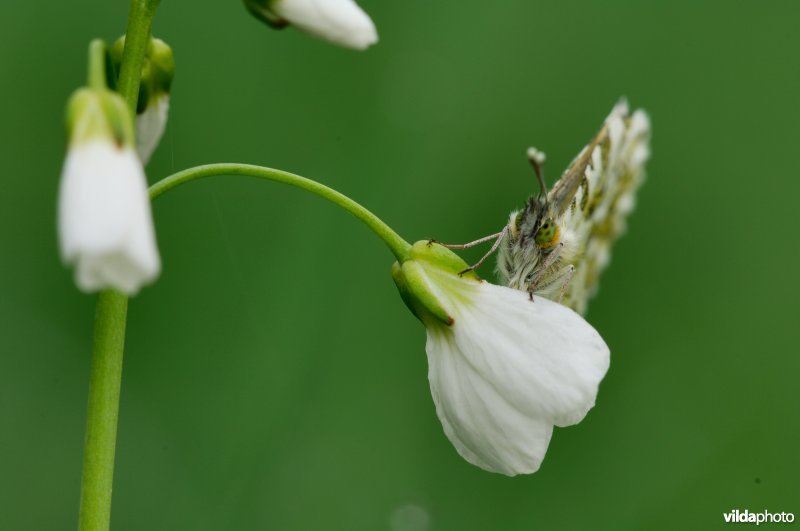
[58, 88, 160, 294]
[392, 241, 610, 475]
[245, 0, 378, 50]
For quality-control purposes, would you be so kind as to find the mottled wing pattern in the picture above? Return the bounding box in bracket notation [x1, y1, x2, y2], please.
[556, 101, 651, 314]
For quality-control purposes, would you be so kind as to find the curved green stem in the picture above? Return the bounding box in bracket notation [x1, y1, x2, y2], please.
[150, 164, 412, 262]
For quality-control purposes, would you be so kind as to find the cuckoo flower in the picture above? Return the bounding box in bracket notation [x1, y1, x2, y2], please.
[58, 88, 160, 294]
[393, 241, 610, 475]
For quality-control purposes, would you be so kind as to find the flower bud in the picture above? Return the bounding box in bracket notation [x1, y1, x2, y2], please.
[244, 0, 378, 50]
[111, 36, 175, 163]
[58, 88, 161, 294]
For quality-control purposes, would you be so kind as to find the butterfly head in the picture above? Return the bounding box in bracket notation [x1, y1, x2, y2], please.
[534, 216, 560, 250]
[508, 198, 561, 251]
[524, 148, 562, 251]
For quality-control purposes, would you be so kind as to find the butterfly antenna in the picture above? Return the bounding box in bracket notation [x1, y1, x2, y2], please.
[526, 147, 549, 206]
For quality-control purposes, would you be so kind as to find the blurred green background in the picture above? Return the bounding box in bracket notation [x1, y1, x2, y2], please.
[2, 1, 799, 529]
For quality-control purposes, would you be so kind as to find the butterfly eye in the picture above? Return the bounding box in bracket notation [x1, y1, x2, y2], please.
[535, 218, 560, 249]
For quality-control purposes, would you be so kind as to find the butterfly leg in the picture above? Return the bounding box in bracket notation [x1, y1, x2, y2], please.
[556, 265, 576, 304]
[427, 230, 505, 250]
[527, 243, 564, 301]
[454, 226, 509, 276]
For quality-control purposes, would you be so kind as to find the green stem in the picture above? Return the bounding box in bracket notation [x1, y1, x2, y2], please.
[87, 40, 107, 90]
[150, 163, 412, 262]
[77, 3, 159, 531]
[117, 0, 160, 116]
[77, 291, 128, 531]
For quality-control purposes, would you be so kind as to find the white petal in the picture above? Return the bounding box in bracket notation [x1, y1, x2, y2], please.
[136, 95, 169, 164]
[421, 265, 609, 475]
[58, 141, 161, 294]
[428, 327, 554, 475]
[272, 0, 378, 50]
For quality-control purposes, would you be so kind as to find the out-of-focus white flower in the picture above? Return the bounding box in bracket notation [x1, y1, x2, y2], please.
[245, 0, 378, 50]
[135, 93, 169, 163]
[111, 36, 174, 164]
[58, 88, 160, 294]
[392, 241, 609, 475]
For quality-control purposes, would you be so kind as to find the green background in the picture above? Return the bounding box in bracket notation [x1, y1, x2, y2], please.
[2, 1, 798, 529]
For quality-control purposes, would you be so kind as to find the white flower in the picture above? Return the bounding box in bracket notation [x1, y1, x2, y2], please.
[136, 94, 169, 164]
[58, 89, 160, 295]
[269, 0, 378, 50]
[393, 242, 610, 476]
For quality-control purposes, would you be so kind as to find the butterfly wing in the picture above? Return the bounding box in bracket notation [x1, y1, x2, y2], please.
[552, 100, 651, 314]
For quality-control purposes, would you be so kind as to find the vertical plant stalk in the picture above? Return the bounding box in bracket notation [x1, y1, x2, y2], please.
[77, 291, 129, 531]
[117, 0, 161, 115]
[77, 2, 159, 530]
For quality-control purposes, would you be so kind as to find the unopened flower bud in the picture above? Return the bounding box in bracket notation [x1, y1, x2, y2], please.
[244, 0, 378, 50]
[111, 36, 175, 163]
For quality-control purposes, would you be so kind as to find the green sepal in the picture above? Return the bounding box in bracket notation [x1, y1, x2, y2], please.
[407, 240, 481, 281]
[110, 37, 125, 69]
[147, 38, 175, 92]
[391, 241, 481, 327]
[66, 88, 135, 147]
[243, 0, 289, 29]
[392, 261, 453, 327]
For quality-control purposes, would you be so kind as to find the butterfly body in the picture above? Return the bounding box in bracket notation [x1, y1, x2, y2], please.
[496, 101, 651, 315]
[498, 201, 575, 298]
